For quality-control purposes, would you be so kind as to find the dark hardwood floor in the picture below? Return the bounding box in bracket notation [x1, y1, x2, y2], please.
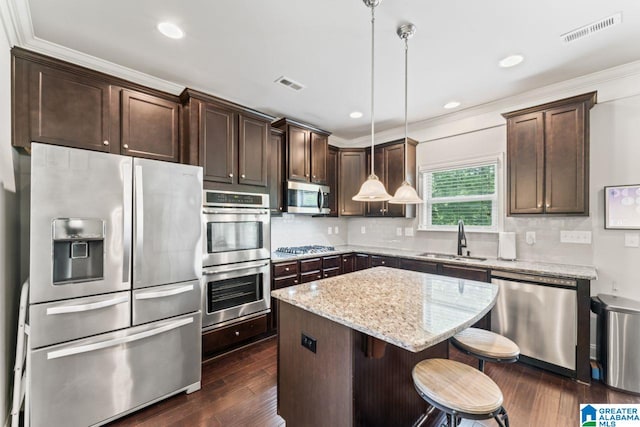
[108, 336, 639, 427]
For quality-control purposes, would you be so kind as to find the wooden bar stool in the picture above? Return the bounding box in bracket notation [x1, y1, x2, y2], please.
[450, 328, 520, 372]
[412, 358, 510, 427]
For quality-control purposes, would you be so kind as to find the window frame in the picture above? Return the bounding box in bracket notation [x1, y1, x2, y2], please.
[418, 154, 503, 233]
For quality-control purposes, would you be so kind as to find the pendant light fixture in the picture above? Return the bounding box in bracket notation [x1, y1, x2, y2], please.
[352, 0, 392, 202]
[389, 23, 423, 205]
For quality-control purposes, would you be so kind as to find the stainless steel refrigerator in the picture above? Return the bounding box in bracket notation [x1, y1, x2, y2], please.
[25, 143, 203, 427]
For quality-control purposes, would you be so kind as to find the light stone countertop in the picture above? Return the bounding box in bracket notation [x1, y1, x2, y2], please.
[271, 244, 598, 280]
[271, 266, 499, 353]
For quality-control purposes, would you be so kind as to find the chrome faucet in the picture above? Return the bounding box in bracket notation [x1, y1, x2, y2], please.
[457, 219, 467, 256]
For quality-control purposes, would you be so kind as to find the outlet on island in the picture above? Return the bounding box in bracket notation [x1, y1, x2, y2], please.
[301, 333, 317, 353]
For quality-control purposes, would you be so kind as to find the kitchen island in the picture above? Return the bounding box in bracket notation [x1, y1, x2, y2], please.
[271, 267, 499, 427]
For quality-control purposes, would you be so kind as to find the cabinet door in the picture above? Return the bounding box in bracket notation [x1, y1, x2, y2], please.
[327, 146, 339, 216]
[507, 112, 544, 214]
[310, 132, 328, 184]
[544, 103, 587, 214]
[200, 102, 235, 183]
[238, 114, 268, 186]
[27, 62, 112, 152]
[121, 90, 179, 162]
[339, 151, 367, 216]
[439, 264, 489, 282]
[384, 144, 406, 217]
[366, 148, 386, 216]
[341, 254, 355, 274]
[287, 126, 310, 182]
[355, 253, 371, 271]
[268, 129, 285, 215]
[370, 255, 398, 268]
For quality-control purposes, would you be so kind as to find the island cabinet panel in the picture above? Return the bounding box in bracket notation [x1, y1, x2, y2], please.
[120, 89, 179, 161]
[370, 255, 399, 268]
[278, 302, 353, 426]
[503, 92, 596, 215]
[399, 258, 438, 274]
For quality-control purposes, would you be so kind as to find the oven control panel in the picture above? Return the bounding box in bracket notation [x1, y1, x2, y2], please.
[203, 190, 268, 208]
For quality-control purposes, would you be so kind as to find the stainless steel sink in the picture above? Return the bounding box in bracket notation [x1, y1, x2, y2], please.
[417, 252, 487, 262]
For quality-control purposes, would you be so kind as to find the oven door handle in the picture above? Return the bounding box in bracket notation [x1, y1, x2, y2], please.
[203, 262, 269, 275]
[47, 317, 194, 360]
[46, 295, 129, 315]
[135, 284, 195, 300]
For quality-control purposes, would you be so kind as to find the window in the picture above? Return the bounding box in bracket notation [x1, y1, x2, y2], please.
[418, 157, 501, 232]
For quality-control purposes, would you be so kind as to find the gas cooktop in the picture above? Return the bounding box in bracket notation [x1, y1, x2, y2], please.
[275, 245, 336, 255]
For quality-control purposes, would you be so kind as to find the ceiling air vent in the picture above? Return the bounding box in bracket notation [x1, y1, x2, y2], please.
[275, 76, 305, 91]
[561, 12, 622, 43]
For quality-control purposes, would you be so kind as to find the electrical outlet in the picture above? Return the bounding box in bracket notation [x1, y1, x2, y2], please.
[396, 227, 403, 236]
[301, 333, 317, 353]
[334, 226, 339, 234]
[560, 230, 592, 244]
[361, 226, 366, 234]
[404, 227, 414, 237]
[327, 227, 332, 235]
[625, 233, 640, 247]
[526, 231, 536, 245]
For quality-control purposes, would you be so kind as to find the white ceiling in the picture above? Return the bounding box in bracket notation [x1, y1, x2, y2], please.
[21, 0, 640, 140]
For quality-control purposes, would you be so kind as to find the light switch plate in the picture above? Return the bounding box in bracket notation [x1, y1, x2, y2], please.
[361, 226, 366, 234]
[560, 230, 592, 244]
[327, 227, 332, 235]
[396, 227, 403, 236]
[334, 226, 339, 234]
[404, 227, 414, 237]
[526, 231, 536, 245]
[625, 233, 640, 248]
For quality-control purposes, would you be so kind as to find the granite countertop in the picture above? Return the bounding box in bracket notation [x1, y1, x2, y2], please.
[271, 267, 499, 353]
[271, 244, 598, 280]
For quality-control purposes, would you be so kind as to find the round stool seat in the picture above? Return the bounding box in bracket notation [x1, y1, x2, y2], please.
[451, 328, 520, 360]
[412, 358, 504, 415]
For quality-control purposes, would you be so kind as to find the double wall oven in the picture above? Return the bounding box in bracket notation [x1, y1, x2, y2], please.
[202, 191, 271, 330]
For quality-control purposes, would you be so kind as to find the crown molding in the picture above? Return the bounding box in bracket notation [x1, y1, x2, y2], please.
[1, 0, 184, 95]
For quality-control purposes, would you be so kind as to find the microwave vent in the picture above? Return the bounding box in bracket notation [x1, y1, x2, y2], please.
[561, 12, 622, 43]
[275, 76, 305, 91]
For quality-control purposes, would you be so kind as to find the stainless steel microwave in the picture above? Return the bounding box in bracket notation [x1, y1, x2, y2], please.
[286, 181, 330, 214]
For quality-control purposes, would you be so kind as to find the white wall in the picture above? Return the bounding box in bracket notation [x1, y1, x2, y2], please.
[0, 14, 19, 426]
[271, 215, 348, 250]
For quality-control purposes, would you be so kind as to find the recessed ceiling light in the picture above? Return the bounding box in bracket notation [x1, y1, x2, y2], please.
[443, 101, 461, 109]
[157, 22, 184, 39]
[350, 111, 363, 119]
[499, 54, 524, 68]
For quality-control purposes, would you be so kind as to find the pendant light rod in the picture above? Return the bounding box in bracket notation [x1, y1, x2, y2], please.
[367, 0, 379, 177]
[398, 24, 415, 183]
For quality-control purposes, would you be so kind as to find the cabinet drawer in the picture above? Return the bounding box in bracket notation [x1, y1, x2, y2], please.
[399, 258, 438, 274]
[322, 255, 341, 269]
[370, 255, 399, 268]
[202, 315, 268, 356]
[439, 264, 489, 282]
[299, 258, 322, 273]
[323, 267, 341, 278]
[273, 262, 298, 277]
[274, 275, 299, 290]
[300, 271, 323, 283]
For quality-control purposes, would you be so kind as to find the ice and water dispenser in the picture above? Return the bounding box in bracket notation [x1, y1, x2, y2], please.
[52, 218, 105, 284]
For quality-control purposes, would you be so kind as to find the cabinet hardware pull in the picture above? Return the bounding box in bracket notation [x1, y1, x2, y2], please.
[537, 203, 542, 208]
[241, 174, 245, 178]
[235, 331, 240, 336]
[279, 207, 282, 210]
[285, 267, 289, 271]
[123, 144, 129, 150]
[229, 173, 233, 178]
[103, 140, 109, 146]
[546, 203, 550, 208]
[293, 280, 298, 284]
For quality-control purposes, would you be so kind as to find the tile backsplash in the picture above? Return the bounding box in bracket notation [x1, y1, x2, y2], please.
[270, 214, 348, 250]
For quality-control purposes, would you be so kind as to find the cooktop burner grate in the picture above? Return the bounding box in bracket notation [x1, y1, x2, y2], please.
[275, 245, 336, 255]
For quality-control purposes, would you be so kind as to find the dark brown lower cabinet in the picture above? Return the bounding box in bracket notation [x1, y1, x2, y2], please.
[202, 315, 268, 358]
[370, 255, 399, 268]
[398, 258, 438, 274]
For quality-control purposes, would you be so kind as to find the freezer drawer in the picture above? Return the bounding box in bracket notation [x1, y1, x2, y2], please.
[29, 312, 202, 427]
[29, 291, 130, 348]
[132, 280, 201, 325]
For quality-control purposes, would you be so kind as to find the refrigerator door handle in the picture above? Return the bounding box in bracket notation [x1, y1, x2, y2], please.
[47, 316, 194, 360]
[122, 161, 132, 284]
[46, 295, 129, 315]
[135, 284, 194, 300]
[134, 164, 144, 285]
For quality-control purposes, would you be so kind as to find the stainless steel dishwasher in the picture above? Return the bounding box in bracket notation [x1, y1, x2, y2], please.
[491, 270, 577, 374]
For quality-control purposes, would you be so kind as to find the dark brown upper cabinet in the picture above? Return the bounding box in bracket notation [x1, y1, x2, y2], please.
[326, 145, 339, 217]
[268, 128, 285, 215]
[12, 48, 180, 162]
[272, 118, 331, 185]
[365, 139, 417, 218]
[503, 92, 596, 216]
[338, 149, 367, 216]
[181, 89, 272, 191]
